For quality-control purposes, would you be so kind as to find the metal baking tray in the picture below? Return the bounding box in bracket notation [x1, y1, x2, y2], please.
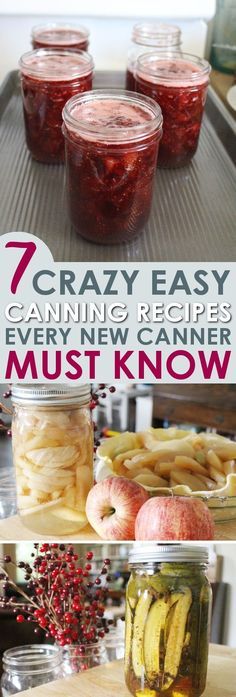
[0, 69, 235, 262]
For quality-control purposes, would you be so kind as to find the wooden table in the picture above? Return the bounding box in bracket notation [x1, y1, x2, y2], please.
[0, 516, 100, 541]
[153, 385, 236, 433]
[14, 645, 236, 697]
[0, 513, 235, 541]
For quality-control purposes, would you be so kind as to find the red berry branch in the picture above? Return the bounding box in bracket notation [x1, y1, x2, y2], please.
[90, 384, 116, 450]
[0, 545, 112, 646]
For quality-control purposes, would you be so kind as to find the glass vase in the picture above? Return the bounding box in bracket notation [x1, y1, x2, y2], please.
[62, 642, 108, 675]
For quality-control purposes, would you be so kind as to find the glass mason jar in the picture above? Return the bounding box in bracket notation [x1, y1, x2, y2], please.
[210, 0, 236, 74]
[62, 89, 163, 244]
[62, 643, 108, 675]
[19, 48, 94, 163]
[31, 22, 90, 52]
[136, 52, 211, 168]
[11, 384, 93, 535]
[125, 544, 212, 697]
[105, 626, 125, 661]
[126, 23, 182, 91]
[1, 645, 62, 696]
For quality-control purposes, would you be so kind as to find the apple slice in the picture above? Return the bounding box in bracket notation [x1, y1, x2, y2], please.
[20, 497, 64, 516]
[170, 469, 206, 491]
[134, 473, 168, 488]
[51, 506, 87, 523]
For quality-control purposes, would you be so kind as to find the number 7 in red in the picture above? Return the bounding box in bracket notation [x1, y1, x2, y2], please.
[5, 241, 37, 294]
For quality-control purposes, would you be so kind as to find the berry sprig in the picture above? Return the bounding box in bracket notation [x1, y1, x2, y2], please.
[90, 384, 116, 412]
[90, 384, 116, 450]
[0, 545, 112, 646]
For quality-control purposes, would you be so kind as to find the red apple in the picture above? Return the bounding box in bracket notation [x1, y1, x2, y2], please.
[135, 496, 215, 541]
[85, 476, 149, 540]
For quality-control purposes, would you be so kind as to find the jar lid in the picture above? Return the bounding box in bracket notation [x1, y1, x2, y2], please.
[63, 89, 163, 143]
[19, 48, 94, 81]
[11, 383, 91, 406]
[136, 52, 211, 86]
[3, 645, 62, 673]
[129, 544, 209, 565]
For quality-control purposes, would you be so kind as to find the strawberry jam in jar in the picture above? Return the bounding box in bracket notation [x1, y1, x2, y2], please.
[126, 23, 181, 92]
[19, 49, 94, 164]
[32, 23, 90, 52]
[125, 544, 212, 697]
[136, 52, 210, 167]
[62, 90, 163, 244]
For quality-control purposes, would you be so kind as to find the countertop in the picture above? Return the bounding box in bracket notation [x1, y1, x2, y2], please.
[0, 513, 235, 541]
[0, 515, 100, 541]
[12, 645, 236, 697]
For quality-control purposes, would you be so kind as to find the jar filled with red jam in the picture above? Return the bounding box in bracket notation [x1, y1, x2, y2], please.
[31, 23, 90, 52]
[136, 52, 211, 168]
[19, 49, 94, 164]
[126, 23, 181, 91]
[62, 90, 163, 244]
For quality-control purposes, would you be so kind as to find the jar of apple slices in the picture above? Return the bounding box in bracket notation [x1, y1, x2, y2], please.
[125, 544, 212, 697]
[11, 384, 93, 535]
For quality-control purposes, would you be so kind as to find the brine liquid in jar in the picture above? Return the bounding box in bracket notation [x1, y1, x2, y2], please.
[19, 48, 94, 163]
[62, 89, 163, 244]
[126, 23, 182, 91]
[11, 384, 94, 535]
[31, 23, 90, 51]
[136, 52, 210, 167]
[125, 544, 212, 697]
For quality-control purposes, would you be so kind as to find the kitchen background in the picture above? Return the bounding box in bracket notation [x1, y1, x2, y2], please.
[0, 0, 217, 81]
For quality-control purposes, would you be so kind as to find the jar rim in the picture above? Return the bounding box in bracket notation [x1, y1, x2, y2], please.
[136, 51, 211, 84]
[11, 383, 91, 406]
[63, 641, 106, 653]
[19, 48, 94, 81]
[128, 544, 209, 565]
[132, 22, 181, 47]
[62, 89, 163, 143]
[3, 645, 62, 673]
[31, 22, 90, 43]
